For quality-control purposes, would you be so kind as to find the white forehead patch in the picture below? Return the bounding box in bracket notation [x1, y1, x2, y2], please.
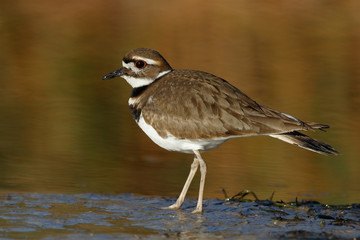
[122, 61, 129, 68]
[122, 61, 143, 75]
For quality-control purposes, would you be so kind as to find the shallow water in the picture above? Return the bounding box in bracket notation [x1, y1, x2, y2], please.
[0, 0, 360, 231]
[1, 193, 359, 239]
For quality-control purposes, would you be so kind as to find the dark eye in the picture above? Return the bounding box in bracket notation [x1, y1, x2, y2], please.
[134, 60, 147, 69]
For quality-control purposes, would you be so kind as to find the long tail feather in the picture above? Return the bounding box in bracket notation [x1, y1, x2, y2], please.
[305, 122, 330, 131]
[270, 131, 339, 155]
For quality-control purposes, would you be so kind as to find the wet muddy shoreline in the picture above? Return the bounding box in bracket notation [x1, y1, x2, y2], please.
[0, 193, 359, 239]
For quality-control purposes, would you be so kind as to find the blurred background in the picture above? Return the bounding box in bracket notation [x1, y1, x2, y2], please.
[0, 0, 359, 204]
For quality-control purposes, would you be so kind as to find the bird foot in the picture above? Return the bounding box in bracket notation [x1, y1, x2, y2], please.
[191, 208, 203, 214]
[162, 203, 181, 210]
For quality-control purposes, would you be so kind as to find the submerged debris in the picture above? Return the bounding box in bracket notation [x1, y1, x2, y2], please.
[223, 188, 360, 210]
[222, 188, 360, 239]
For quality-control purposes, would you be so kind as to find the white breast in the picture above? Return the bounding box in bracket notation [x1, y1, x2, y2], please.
[136, 113, 231, 154]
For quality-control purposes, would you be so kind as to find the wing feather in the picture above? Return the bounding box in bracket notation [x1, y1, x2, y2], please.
[135, 70, 324, 140]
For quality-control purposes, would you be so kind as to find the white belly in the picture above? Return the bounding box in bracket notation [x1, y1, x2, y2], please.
[137, 113, 230, 154]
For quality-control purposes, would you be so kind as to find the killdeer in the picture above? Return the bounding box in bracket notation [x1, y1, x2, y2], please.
[102, 48, 338, 213]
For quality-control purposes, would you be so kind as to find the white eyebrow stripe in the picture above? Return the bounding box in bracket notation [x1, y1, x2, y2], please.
[132, 56, 160, 65]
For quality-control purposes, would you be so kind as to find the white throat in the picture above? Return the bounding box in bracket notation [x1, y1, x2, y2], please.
[122, 69, 171, 88]
[123, 76, 154, 88]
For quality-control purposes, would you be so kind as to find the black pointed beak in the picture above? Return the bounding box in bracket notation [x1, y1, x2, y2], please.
[102, 67, 124, 80]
